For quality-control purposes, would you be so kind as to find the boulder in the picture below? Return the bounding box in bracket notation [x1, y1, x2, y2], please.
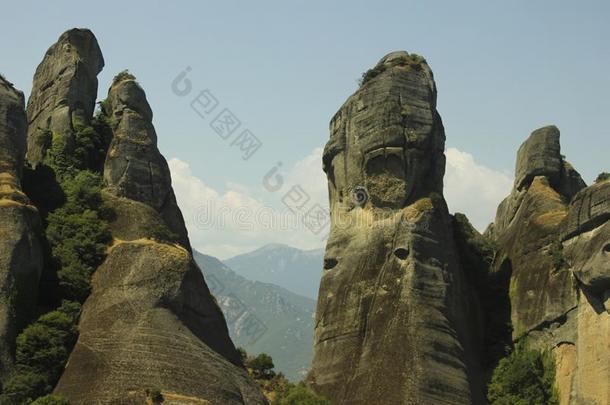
[26, 28, 104, 167]
[0, 76, 43, 379]
[308, 52, 484, 405]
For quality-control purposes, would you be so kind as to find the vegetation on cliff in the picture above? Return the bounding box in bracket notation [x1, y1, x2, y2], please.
[359, 53, 425, 86]
[1, 115, 112, 403]
[488, 341, 559, 405]
[239, 349, 332, 404]
[0, 302, 78, 404]
[596, 172, 610, 183]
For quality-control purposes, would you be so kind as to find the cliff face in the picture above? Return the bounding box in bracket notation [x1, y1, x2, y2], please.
[491, 126, 585, 337]
[0, 77, 43, 379]
[25, 28, 104, 167]
[7, 29, 267, 404]
[307, 52, 484, 405]
[102, 75, 190, 248]
[54, 73, 265, 404]
[491, 127, 609, 404]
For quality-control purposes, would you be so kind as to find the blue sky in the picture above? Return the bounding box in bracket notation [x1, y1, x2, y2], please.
[2, 1, 608, 257]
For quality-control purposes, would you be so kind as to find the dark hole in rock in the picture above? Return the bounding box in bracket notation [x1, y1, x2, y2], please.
[324, 258, 338, 270]
[394, 247, 409, 260]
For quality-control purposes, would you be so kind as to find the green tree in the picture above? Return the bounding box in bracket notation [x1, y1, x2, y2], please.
[274, 383, 332, 405]
[246, 353, 275, 380]
[488, 341, 559, 405]
[0, 370, 49, 404]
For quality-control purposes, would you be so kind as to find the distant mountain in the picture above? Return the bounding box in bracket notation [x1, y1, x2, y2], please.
[195, 251, 315, 381]
[223, 243, 324, 299]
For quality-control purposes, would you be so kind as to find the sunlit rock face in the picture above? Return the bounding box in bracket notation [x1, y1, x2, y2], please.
[563, 180, 610, 300]
[308, 52, 484, 405]
[103, 75, 190, 249]
[491, 127, 609, 405]
[491, 126, 585, 338]
[557, 179, 610, 405]
[25, 28, 104, 167]
[0, 77, 43, 380]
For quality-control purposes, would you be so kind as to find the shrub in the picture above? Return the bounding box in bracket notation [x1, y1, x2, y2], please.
[15, 301, 80, 374]
[30, 395, 71, 405]
[35, 129, 52, 148]
[1, 302, 80, 403]
[246, 353, 275, 380]
[145, 388, 164, 403]
[488, 341, 559, 405]
[45, 132, 79, 180]
[0, 369, 49, 404]
[274, 383, 332, 405]
[113, 69, 136, 84]
[596, 172, 610, 183]
[73, 124, 105, 170]
[236, 347, 248, 364]
[549, 240, 565, 271]
[150, 221, 179, 244]
[45, 171, 111, 301]
[12, 118, 111, 401]
[359, 53, 426, 86]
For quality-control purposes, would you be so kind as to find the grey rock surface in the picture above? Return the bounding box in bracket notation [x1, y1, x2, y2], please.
[563, 180, 610, 296]
[308, 52, 483, 405]
[54, 241, 266, 405]
[490, 128, 609, 404]
[49, 54, 265, 402]
[515, 125, 563, 190]
[0, 77, 43, 380]
[26, 28, 104, 166]
[103, 76, 190, 249]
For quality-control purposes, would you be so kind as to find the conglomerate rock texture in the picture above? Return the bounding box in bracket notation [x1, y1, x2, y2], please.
[307, 51, 484, 405]
[25, 28, 104, 167]
[490, 126, 609, 405]
[0, 77, 43, 379]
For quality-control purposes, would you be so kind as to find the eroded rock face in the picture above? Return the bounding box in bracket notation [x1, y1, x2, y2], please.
[26, 28, 104, 166]
[491, 127, 585, 337]
[0, 77, 43, 379]
[308, 52, 483, 405]
[563, 179, 610, 305]
[54, 241, 266, 404]
[491, 128, 609, 404]
[548, 193, 610, 405]
[103, 76, 189, 248]
[55, 73, 265, 403]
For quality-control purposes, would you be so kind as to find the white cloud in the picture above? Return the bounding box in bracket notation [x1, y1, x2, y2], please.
[169, 147, 512, 259]
[444, 148, 513, 231]
[168, 148, 329, 259]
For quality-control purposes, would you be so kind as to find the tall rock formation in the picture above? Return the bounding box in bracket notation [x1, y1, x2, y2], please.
[0, 77, 43, 379]
[490, 126, 609, 404]
[491, 126, 585, 337]
[25, 28, 104, 167]
[53, 71, 266, 404]
[308, 52, 484, 404]
[102, 73, 190, 248]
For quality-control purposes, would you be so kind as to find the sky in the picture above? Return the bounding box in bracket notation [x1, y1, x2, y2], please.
[1, 1, 608, 258]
